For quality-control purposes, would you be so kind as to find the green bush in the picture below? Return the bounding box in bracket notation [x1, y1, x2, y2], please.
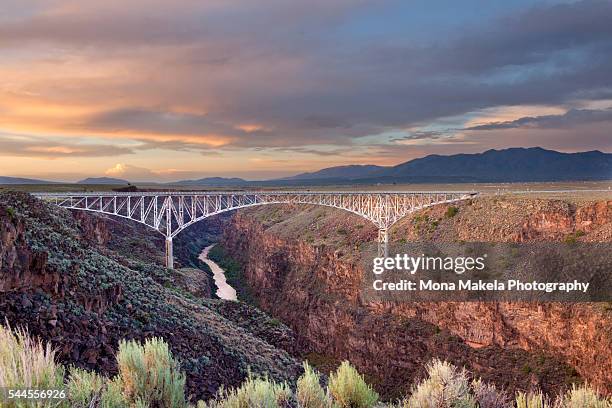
[445, 206, 459, 218]
[116, 337, 187, 408]
[205, 373, 292, 408]
[0, 323, 65, 392]
[406, 359, 476, 408]
[327, 361, 379, 408]
[296, 362, 330, 408]
[67, 367, 105, 407]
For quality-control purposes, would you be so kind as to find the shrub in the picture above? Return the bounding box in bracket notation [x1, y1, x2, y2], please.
[563, 230, 585, 244]
[268, 318, 283, 328]
[0, 323, 65, 391]
[554, 384, 612, 408]
[564, 235, 577, 244]
[5, 206, 16, 220]
[100, 377, 129, 408]
[116, 337, 187, 408]
[67, 367, 105, 408]
[327, 361, 379, 408]
[471, 379, 512, 408]
[406, 359, 476, 408]
[296, 362, 330, 408]
[516, 391, 550, 408]
[445, 206, 459, 218]
[205, 373, 292, 408]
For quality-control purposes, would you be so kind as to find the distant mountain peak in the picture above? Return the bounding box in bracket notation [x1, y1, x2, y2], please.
[279, 164, 386, 181]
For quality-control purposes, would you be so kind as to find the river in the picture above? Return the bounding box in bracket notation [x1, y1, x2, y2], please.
[198, 244, 237, 301]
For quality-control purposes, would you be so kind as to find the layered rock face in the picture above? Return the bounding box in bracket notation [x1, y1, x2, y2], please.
[1, 206, 57, 293]
[220, 198, 612, 397]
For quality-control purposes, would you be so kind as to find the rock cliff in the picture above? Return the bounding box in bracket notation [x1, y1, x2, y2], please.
[219, 197, 612, 397]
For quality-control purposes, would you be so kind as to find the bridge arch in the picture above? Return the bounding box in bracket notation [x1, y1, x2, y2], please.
[172, 200, 379, 238]
[35, 191, 477, 268]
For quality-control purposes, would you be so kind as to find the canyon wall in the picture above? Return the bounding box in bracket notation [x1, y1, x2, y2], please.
[220, 197, 612, 397]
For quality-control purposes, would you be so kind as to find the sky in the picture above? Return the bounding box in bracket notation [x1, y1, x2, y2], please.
[1, 0, 611, 181]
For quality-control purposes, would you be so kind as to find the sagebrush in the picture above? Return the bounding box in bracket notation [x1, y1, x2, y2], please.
[1, 324, 611, 408]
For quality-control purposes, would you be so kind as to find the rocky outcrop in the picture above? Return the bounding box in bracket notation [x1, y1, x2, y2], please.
[516, 200, 612, 241]
[73, 211, 112, 246]
[1, 200, 66, 295]
[220, 198, 612, 396]
[385, 302, 611, 394]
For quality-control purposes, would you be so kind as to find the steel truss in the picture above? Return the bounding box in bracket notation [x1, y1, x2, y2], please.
[34, 191, 477, 268]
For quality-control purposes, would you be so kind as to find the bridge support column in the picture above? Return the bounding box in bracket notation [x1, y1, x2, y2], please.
[377, 228, 388, 258]
[165, 237, 174, 269]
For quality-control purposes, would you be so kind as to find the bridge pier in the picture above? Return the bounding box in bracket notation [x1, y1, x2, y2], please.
[165, 237, 174, 269]
[378, 228, 388, 258]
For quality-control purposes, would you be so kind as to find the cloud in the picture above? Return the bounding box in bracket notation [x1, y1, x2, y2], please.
[465, 108, 612, 131]
[0, 134, 134, 158]
[0, 0, 611, 174]
[391, 130, 455, 142]
[105, 163, 156, 180]
[84, 109, 238, 147]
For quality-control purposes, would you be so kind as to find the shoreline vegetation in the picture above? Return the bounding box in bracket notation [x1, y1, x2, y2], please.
[1, 324, 610, 407]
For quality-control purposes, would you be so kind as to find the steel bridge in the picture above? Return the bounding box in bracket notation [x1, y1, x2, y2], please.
[34, 191, 477, 269]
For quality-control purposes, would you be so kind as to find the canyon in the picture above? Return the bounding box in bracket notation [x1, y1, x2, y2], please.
[1, 190, 610, 403]
[216, 197, 612, 398]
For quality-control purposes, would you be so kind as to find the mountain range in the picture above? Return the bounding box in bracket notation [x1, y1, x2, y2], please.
[0, 176, 56, 184]
[172, 177, 248, 186]
[78, 177, 129, 184]
[1, 148, 611, 185]
[281, 147, 612, 184]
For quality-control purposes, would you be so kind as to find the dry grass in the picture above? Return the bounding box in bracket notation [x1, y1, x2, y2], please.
[405, 359, 476, 408]
[0, 323, 65, 390]
[66, 367, 105, 408]
[554, 384, 612, 408]
[516, 391, 550, 408]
